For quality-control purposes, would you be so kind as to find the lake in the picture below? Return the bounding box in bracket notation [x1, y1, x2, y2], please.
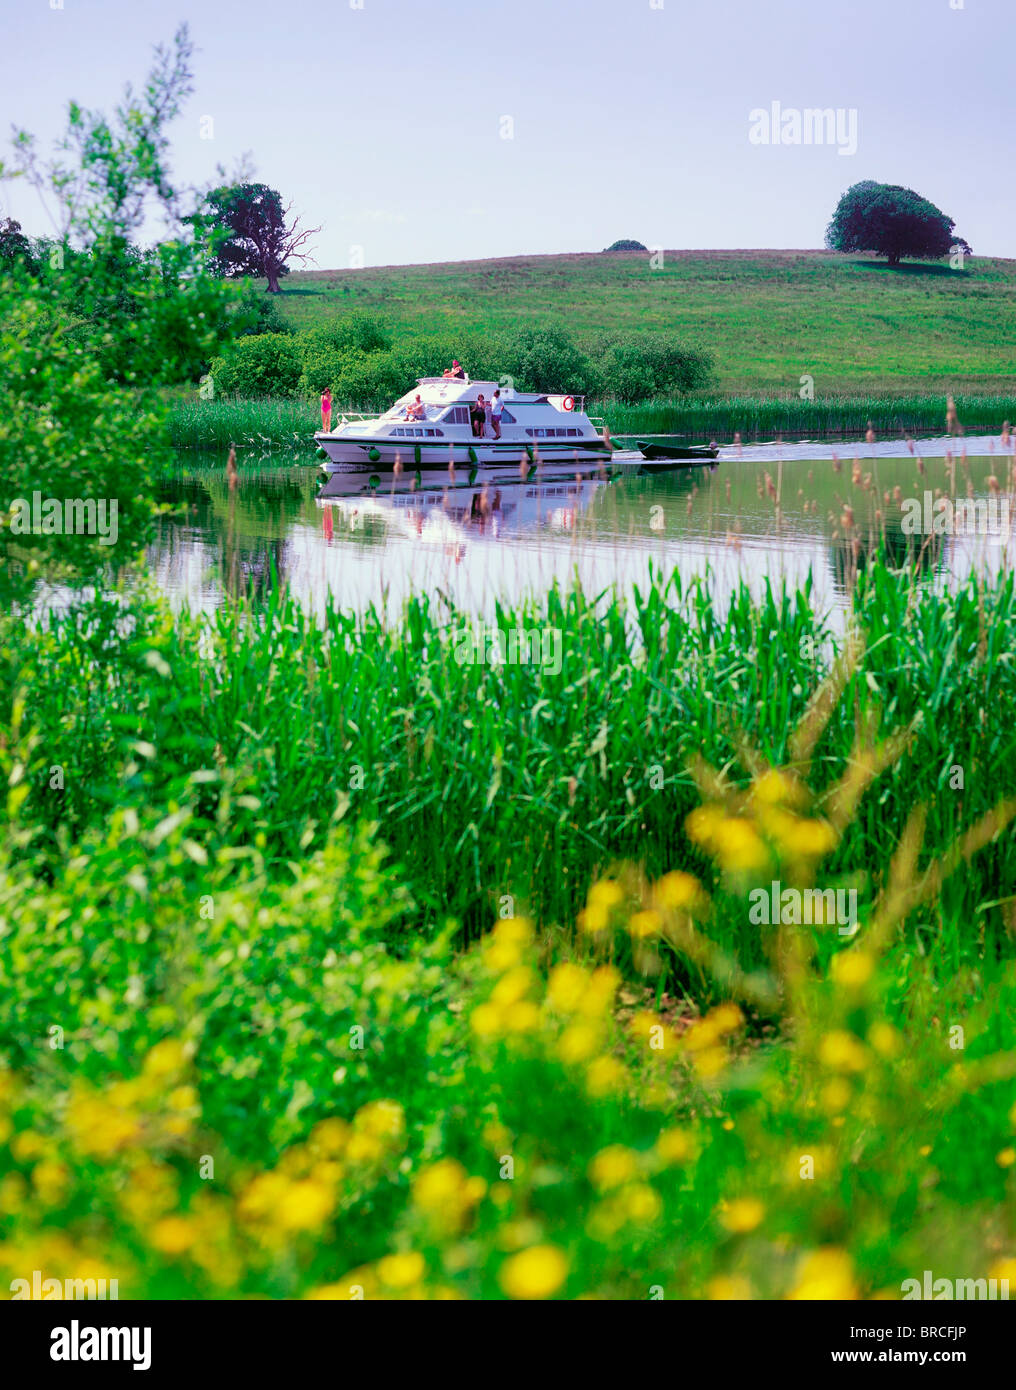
[147, 433, 1016, 623]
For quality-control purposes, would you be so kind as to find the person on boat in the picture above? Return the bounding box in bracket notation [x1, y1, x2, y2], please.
[442, 360, 465, 379]
[406, 394, 426, 421]
[321, 386, 333, 432]
[470, 395, 487, 438]
[490, 389, 504, 439]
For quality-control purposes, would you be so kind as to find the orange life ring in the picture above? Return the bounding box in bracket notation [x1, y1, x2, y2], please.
[562, 395, 575, 411]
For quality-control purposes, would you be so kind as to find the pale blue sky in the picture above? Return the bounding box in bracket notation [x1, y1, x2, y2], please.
[1, 0, 1012, 266]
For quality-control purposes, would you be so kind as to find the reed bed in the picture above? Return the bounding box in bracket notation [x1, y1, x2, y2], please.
[164, 392, 1016, 453]
[6, 566, 1015, 973]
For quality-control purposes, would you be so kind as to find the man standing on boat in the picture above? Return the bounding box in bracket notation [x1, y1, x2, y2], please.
[490, 389, 504, 439]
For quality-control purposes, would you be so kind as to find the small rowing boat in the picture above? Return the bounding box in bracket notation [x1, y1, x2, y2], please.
[636, 441, 720, 462]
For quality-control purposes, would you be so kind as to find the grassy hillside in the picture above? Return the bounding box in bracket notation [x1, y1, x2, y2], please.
[273, 249, 1016, 397]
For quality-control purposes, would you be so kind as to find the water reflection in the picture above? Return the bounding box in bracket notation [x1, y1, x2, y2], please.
[146, 434, 1016, 622]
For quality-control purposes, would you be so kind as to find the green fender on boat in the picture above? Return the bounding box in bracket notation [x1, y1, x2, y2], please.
[368, 474, 381, 489]
[415, 469, 422, 489]
[368, 446, 381, 462]
[468, 465, 478, 486]
[525, 444, 534, 461]
[315, 446, 328, 460]
[468, 446, 478, 465]
[414, 443, 422, 465]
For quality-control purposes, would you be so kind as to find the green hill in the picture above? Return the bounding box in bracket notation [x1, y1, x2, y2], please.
[275, 249, 1016, 397]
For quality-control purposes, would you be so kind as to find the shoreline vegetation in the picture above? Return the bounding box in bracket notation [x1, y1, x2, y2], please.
[165, 390, 1016, 452]
[3, 568, 1016, 1297]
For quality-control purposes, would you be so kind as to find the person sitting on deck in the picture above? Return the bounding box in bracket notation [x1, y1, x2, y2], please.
[442, 360, 466, 380]
[406, 394, 426, 421]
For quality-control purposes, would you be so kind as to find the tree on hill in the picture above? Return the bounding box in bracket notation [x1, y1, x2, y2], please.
[603, 238, 647, 252]
[201, 182, 319, 292]
[826, 181, 970, 266]
[0, 218, 36, 272]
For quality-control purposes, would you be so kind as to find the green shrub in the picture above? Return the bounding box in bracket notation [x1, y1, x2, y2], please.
[594, 333, 715, 403]
[500, 328, 596, 396]
[211, 333, 303, 398]
[297, 313, 392, 356]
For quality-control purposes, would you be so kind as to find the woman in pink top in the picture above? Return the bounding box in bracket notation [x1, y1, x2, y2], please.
[321, 387, 333, 432]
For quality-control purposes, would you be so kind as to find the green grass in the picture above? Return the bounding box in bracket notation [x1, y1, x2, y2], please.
[7, 565, 1016, 972]
[270, 249, 1016, 396]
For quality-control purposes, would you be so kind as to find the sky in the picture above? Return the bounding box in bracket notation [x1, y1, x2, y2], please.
[0, 0, 1013, 268]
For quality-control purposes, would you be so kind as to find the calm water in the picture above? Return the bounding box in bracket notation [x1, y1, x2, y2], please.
[146, 434, 1016, 623]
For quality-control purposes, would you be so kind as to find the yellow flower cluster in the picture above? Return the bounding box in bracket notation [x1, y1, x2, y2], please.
[412, 1158, 486, 1235]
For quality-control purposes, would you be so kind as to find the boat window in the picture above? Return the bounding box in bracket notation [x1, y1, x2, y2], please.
[501, 408, 516, 424]
[566, 428, 578, 437]
[534, 428, 547, 438]
[441, 406, 469, 425]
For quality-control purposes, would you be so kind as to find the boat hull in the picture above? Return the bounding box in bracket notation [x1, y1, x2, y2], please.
[314, 433, 612, 471]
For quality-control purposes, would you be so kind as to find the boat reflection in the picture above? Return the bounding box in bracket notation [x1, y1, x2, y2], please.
[316, 470, 610, 560]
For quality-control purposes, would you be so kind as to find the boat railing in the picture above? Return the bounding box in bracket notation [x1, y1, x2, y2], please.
[336, 410, 384, 423]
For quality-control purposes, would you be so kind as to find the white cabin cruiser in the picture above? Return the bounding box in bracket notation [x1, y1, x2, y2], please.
[315, 377, 613, 473]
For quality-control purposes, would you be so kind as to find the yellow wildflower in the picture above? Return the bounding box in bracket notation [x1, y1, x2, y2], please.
[586, 1055, 625, 1097]
[546, 962, 590, 1013]
[491, 967, 535, 1007]
[752, 769, 798, 806]
[499, 1245, 568, 1300]
[502, 1001, 541, 1034]
[821, 1078, 852, 1114]
[787, 1247, 858, 1300]
[628, 909, 662, 939]
[588, 1145, 639, 1191]
[654, 870, 701, 910]
[656, 1128, 694, 1164]
[997, 1148, 1016, 1168]
[556, 1023, 599, 1064]
[310, 1119, 350, 1156]
[377, 1251, 425, 1289]
[588, 880, 624, 910]
[277, 1179, 334, 1232]
[150, 1216, 196, 1255]
[708, 1274, 753, 1299]
[718, 1197, 765, 1233]
[692, 1046, 728, 1079]
[143, 1039, 187, 1079]
[31, 1160, 69, 1205]
[831, 951, 874, 987]
[577, 966, 621, 1017]
[354, 1099, 405, 1142]
[819, 1030, 868, 1073]
[470, 1003, 503, 1038]
[867, 1021, 899, 1057]
[577, 904, 610, 934]
[623, 1183, 661, 1223]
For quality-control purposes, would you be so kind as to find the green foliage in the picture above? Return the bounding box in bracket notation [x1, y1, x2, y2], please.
[4, 572, 1015, 972]
[603, 239, 648, 251]
[500, 327, 597, 395]
[211, 333, 303, 398]
[0, 585, 1014, 1297]
[0, 218, 36, 273]
[826, 180, 970, 266]
[594, 334, 715, 403]
[0, 280, 159, 601]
